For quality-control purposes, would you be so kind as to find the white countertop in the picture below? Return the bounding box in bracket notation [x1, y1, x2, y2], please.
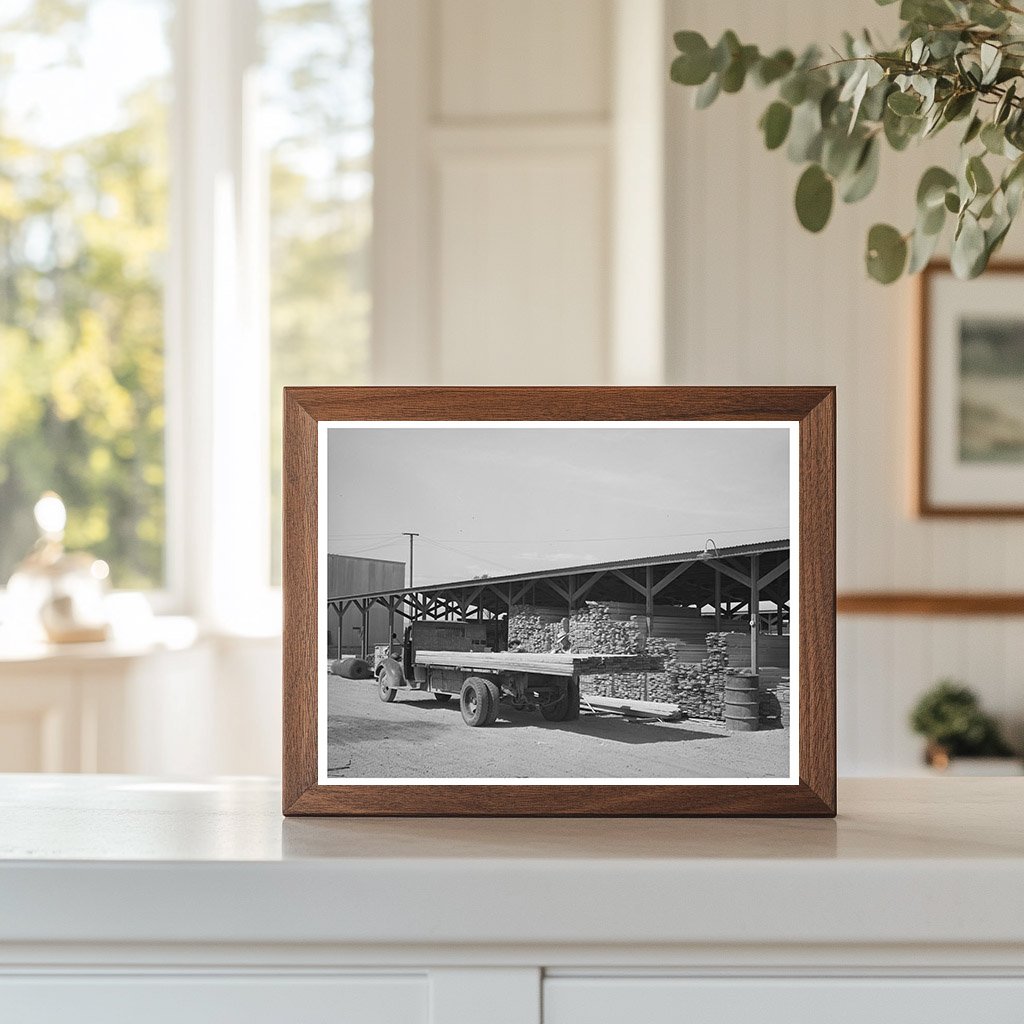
[1, 775, 1022, 952]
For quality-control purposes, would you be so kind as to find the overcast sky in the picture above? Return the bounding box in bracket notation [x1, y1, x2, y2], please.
[327, 425, 791, 586]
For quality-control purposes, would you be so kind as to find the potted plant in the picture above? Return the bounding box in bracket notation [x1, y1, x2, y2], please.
[909, 679, 1018, 771]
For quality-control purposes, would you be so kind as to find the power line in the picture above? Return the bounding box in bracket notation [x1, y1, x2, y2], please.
[420, 525, 790, 545]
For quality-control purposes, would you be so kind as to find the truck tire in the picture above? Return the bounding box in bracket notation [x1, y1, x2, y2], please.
[539, 678, 580, 722]
[377, 670, 398, 703]
[460, 677, 494, 727]
[482, 679, 501, 725]
[563, 677, 580, 721]
[433, 692, 453, 704]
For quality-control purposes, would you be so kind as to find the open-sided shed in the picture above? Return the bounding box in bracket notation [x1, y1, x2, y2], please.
[328, 539, 790, 671]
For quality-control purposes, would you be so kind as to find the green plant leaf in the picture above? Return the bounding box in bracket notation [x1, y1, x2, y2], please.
[962, 115, 983, 145]
[888, 90, 921, 115]
[779, 73, 807, 106]
[908, 221, 942, 273]
[694, 73, 721, 109]
[787, 100, 823, 162]
[842, 136, 880, 203]
[795, 164, 834, 232]
[951, 211, 987, 278]
[760, 101, 792, 150]
[967, 154, 995, 196]
[917, 166, 957, 210]
[866, 223, 907, 283]
[754, 49, 795, 87]
[710, 30, 740, 73]
[981, 121, 1005, 155]
[671, 32, 713, 86]
[944, 190, 960, 213]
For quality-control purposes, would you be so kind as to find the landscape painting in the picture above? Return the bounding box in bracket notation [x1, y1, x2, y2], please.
[959, 317, 1024, 463]
[318, 422, 798, 786]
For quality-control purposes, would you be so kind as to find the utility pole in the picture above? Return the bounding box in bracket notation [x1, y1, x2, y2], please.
[402, 532, 419, 587]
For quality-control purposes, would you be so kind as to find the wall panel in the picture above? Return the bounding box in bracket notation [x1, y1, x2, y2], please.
[666, 0, 1024, 773]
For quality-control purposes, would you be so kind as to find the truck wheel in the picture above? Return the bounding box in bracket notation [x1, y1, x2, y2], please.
[460, 677, 494, 727]
[539, 692, 569, 721]
[563, 677, 580, 721]
[377, 670, 398, 703]
[539, 678, 580, 722]
[482, 679, 501, 725]
[433, 693, 453, 704]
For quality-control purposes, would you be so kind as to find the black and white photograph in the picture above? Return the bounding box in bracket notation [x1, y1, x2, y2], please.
[318, 422, 797, 784]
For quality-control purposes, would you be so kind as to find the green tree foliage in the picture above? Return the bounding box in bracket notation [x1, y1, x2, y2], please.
[670, 0, 1024, 283]
[0, 2, 169, 587]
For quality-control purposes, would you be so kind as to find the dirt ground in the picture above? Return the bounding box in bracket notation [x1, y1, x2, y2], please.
[327, 677, 791, 780]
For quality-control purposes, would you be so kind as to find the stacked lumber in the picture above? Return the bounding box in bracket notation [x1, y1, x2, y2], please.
[756, 667, 791, 727]
[721, 631, 790, 669]
[507, 605, 565, 652]
[569, 604, 643, 655]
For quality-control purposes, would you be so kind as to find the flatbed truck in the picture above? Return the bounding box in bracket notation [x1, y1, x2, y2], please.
[374, 621, 661, 727]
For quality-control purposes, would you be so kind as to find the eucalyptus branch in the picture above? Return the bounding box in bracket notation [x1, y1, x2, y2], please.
[670, 0, 1024, 283]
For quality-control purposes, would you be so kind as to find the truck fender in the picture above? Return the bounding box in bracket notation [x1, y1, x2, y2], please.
[376, 657, 405, 689]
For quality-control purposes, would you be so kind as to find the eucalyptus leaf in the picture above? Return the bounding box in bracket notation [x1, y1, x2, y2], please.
[967, 154, 995, 195]
[754, 49, 795, 87]
[760, 101, 793, 150]
[866, 223, 908, 283]
[981, 121, 1006, 155]
[795, 164, 834, 232]
[917, 166, 957, 210]
[694, 73, 721, 109]
[951, 211, 987, 278]
[842, 137, 881, 203]
[888, 90, 921, 115]
[908, 221, 942, 273]
[787, 100, 823, 162]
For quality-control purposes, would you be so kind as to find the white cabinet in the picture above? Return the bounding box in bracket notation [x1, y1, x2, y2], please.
[1, 777, 1022, 1024]
[1, 975, 428, 1024]
[545, 977, 1024, 1024]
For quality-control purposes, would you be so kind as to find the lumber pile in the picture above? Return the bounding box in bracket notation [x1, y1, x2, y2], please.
[756, 667, 791, 727]
[505, 603, 790, 726]
[507, 606, 566, 652]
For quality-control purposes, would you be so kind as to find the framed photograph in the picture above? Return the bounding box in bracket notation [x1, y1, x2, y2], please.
[918, 261, 1024, 516]
[282, 387, 835, 816]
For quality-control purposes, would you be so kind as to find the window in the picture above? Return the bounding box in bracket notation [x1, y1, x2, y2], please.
[0, 0, 374, 611]
[262, 0, 373, 581]
[0, 0, 172, 589]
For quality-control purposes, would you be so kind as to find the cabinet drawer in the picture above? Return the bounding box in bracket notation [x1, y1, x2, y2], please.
[0, 974, 427, 1024]
[544, 977, 1024, 1024]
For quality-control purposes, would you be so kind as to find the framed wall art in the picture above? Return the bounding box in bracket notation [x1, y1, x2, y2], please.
[282, 387, 836, 816]
[917, 261, 1024, 517]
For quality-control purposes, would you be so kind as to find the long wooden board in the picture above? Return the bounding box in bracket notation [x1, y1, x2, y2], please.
[580, 694, 684, 721]
[415, 650, 662, 676]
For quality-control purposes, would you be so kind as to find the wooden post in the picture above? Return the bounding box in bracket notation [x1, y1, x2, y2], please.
[644, 564, 654, 701]
[388, 599, 395, 647]
[750, 554, 760, 674]
[334, 603, 343, 659]
[359, 601, 369, 659]
[714, 570, 721, 630]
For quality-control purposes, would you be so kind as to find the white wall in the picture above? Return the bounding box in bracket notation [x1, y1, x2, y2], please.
[665, 0, 1024, 771]
[373, 0, 666, 386]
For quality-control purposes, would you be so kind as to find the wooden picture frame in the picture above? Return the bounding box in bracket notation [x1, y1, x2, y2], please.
[283, 387, 836, 816]
[917, 260, 1024, 517]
